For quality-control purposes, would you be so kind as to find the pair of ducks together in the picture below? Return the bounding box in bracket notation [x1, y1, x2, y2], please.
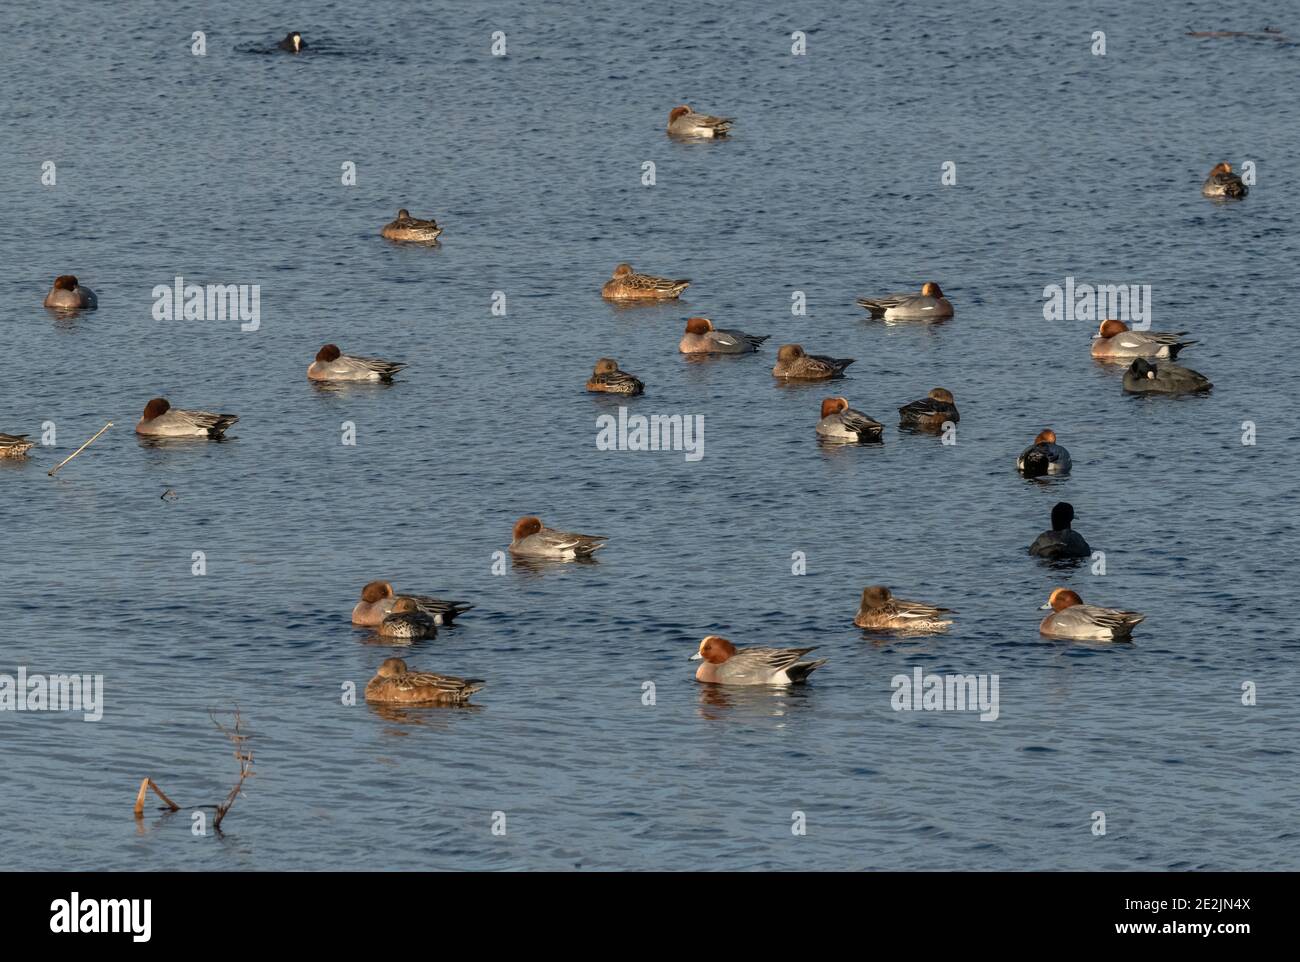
[1091, 319, 1213, 394]
[693, 579, 1144, 686]
[601, 266, 954, 323]
[131, 345, 409, 440]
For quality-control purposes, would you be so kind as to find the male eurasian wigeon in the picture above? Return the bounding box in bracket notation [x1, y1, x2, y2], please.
[1039, 588, 1144, 641]
[364, 657, 483, 706]
[509, 516, 607, 559]
[689, 636, 826, 686]
[0, 433, 34, 459]
[678, 317, 769, 354]
[376, 598, 438, 640]
[854, 586, 954, 633]
[667, 105, 733, 138]
[586, 358, 644, 395]
[351, 581, 473, 627]
[1201, 162, 1247, 198]
[381, 209, 442, 243]
[277, 31, 307, 52]
[308, 344, 407, 382]
[1028, 502, 1092, 559]
[816, 397, 883, 443]
[897, 388, 959, 430]
[601, 263, 690, 300]
[773, 344, 854, 380]
[856, 282, 954, 321]
[1122, 358, 1213, 394]
[135, 398, 238, 439]
[43, 275, 97, 310]
[1091, 319, 1194, 360]
[1017, 429, 1071, 477]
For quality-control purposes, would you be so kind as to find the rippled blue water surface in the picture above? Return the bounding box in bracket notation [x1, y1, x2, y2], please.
[2, 0, 1299, 870]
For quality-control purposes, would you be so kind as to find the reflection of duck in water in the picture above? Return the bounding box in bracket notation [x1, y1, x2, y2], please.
[277, 32, 307, 53]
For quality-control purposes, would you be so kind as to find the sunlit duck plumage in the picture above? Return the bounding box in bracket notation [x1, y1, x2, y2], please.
[898, 388, 959, 430]
[509, 515, 607, 559]
[773, 344, 854, 380]
[1123, 357, 1213, 394]
[381, 209, 442, 242]
[857, 281, 954, 321]
[678, 316, 769, 354]
[1039, 588, 1144, 641]
[1028, 502, 1092, 559]
[667, 105, 733, 138]
[601, 263, 690, 300]
[586, 358, 644, 395]
[364, 657, 483, 706]
[1017, 429, 1071, 477]
[0, 433, 34, 458]
[1091, 319, 1194, 360]
[43, 275, 97, 310]
[308, 343, 406, 382]
[377, 598, 438, 640]
[351, 580, 472, 627]
[816, 397, 883, 443]
[1201, 162, 1247, 198]
[277, 31, 307, 52]
[854, 586, 954, 633]
[690, 635, 826, 686]
[135, 398, 237, 439]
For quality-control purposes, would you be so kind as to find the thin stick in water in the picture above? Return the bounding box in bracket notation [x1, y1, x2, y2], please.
[47, 421, 112, 477]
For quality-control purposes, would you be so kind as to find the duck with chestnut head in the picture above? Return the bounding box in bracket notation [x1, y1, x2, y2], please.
[508, 516, 607, 560]
[135, 398, 238, 439]
[43, 275, 97, 311]
[689, 636, 826, 686]
[857, 281, 953, 322]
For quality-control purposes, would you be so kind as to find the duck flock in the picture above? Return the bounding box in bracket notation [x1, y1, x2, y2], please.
[9, 29, 1249, 708]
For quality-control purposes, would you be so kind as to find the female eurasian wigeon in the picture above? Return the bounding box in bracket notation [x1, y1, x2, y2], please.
[856, 282, 954, 321]
[601, 263, 690, 300]
[364, 657, 483, 706]
[1017, 429, 1071, 477]
[277, 31, 307, 52]
[308, 344, 407, 382]
[690, 636, 826, 686]
[509, 516, 607, 559]
[351, 581, 472, 627]
[1091, 319, 1194, 360]
[897, 388, 959, 430]
[1028, 502, 1092, 559]
[1201, 162, 1247, 198]
[43, 275, 97, 310]
[667, 105, 733, 138]
[586, 358, 644, 395]
[1039, 588, 1144, 641]
[678, 317, 769, 354]
[1122, 358, 1213, 395]
[377, 598, 438, 640]
[773, 344, 854, 380]
[381, 209, 442, 243]
[816, 397, 883, 443]
[0, 433, 34, 458]
[854, 586, 954, 633]
[135, 398, 238, 439]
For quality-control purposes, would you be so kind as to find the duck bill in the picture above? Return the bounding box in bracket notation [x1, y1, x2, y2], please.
[688, 652, 703, 661]
[1038, 602, 1053, 610]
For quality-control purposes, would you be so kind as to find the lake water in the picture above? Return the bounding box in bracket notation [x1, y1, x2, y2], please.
[2, 0, 1298, 870]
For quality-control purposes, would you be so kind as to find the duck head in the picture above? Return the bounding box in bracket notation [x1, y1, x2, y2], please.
[1040, 587, 1083, 611]
[690, 635, 736, 663]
